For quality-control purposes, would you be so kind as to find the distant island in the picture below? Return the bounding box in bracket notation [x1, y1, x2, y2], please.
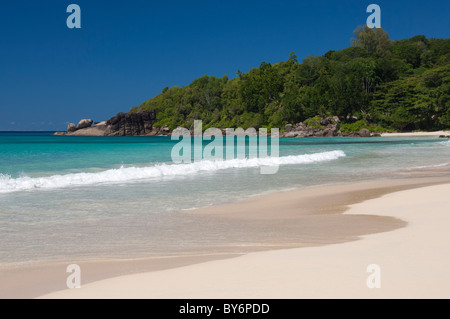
[57, 26, 450, 137]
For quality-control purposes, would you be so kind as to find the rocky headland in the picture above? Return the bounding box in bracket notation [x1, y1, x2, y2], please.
[55, 112, 380, 138]
[55, 111, 170, 137]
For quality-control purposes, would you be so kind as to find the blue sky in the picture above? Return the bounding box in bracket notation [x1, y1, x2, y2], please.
[0, 0, 449, 131]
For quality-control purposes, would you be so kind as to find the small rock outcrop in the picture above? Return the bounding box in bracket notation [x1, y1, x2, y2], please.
[105, 111, 157, 136]
[281, 117, 341, 138]
[281, 117, 380, 138]
[56, 111, 158, 136]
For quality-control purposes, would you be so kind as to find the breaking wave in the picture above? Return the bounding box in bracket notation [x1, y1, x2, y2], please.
[0, 150, 345, 193]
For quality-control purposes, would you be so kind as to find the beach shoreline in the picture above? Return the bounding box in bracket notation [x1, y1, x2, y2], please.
[2, 171, 450, 298]
[39, 179, 450, 299]
[381, 130, 450, 137]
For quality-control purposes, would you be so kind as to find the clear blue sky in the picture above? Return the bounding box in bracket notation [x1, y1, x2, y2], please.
[0, 0, 449, 131]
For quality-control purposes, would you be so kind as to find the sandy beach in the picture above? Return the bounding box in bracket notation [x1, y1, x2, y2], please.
[36, 175, 450, 299]
[381, 131, 450, 137]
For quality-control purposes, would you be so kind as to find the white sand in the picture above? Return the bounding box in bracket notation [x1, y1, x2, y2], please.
[40, 184, 450, 299]
[381, 131, 449, 137]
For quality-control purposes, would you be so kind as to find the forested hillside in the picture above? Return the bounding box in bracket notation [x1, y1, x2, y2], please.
[131, 26, 450, 132]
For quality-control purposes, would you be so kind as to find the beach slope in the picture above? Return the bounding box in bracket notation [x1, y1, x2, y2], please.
[40, 184, 450, 299]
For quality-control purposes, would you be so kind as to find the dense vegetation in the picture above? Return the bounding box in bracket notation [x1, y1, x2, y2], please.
[131, 26, 450, 132]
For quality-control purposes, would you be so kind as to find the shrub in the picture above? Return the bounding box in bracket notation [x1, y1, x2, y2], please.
[340, 120, 371, 133]
[304, 116, 325, 130]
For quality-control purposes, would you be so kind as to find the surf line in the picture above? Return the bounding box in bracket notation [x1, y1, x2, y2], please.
[171, 120, 280, 175]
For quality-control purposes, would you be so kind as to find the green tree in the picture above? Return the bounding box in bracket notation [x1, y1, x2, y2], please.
[352, 25, 392, 57]
[288, 51, 298, 64]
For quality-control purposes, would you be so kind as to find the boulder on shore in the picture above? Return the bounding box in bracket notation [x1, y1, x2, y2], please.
[67, 123, 77, 132]
[76, 119, 94, 130]
[68, 126, 109, 136]
[105, 111, 156, 136]
[359, 128, 371, 137]
[284, 124, 293, 133]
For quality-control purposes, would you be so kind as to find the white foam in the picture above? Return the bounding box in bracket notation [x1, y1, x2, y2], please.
[438, 140, 450, 146]
[411, 163, 449, 169]
[0, 150, 345, 193]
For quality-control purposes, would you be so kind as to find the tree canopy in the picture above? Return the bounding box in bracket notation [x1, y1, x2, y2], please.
[131, 27, 450, 132]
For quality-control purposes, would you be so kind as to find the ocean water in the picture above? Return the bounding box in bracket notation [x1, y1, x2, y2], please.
[1, 132, 450, 265]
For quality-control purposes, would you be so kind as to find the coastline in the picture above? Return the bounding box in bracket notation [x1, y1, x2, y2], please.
[53, 129, 450, 138]
[39, 179, 450, 299]
[1, 171, 449, 298]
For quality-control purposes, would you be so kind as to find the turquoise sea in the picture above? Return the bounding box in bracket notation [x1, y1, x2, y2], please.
[1, 132, 450, 265]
